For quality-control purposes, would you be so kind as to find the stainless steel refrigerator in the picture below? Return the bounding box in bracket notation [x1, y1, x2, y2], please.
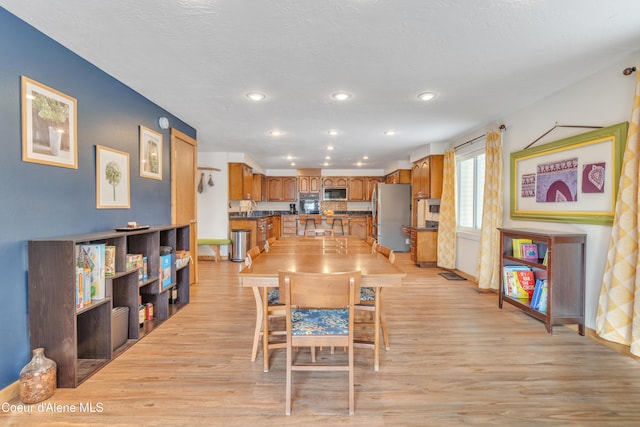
[371, 183, 411, 252]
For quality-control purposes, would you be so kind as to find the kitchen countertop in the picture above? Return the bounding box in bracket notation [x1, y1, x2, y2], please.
[402, 225, 439, 231]
[229, 211, 371, 219]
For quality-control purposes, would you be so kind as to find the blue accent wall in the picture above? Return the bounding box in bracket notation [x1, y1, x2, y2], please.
[0, 8, 196, 388]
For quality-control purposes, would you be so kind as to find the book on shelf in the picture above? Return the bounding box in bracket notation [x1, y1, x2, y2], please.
[521, 243, 539, 261]
[160, 254, 172, 290]
[511, 238, 532, 257]
[515, 270, 536, 299]
[502, 265, 531, 299]
[76, 244, 106, 301]
[105, 245, 116, 277]
[542, 248, 549, 266]
[531, 278, 548, 311]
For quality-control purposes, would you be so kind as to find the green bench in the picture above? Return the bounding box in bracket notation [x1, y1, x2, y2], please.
[198, 238, 231, 262]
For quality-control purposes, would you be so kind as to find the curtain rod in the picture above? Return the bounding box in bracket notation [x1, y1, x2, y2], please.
[523, 123, 602, 150]
[454, 124, 506, 151]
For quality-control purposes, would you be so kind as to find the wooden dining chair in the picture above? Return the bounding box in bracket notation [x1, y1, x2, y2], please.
[279, 270, 360, 415]
[365, 236, 377, 246]
[247, 246, 286, 366]
[355, 244, 394, 354]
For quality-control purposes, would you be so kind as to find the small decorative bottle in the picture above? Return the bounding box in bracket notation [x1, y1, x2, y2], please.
[19, 347, 57, 404]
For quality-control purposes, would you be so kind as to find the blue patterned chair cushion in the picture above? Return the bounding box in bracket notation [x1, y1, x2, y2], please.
[360, 287, 376, 302]
[267, 289, 280, 305]
[291, 309, 349, 335]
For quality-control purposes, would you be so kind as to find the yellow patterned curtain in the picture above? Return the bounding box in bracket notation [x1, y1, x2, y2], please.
[476, 130, 503, 290]
[596, 72, 640, 356]
[437, 149, 456, 269]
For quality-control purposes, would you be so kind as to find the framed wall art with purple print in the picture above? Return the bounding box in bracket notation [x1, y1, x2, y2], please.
[510, 122, 628, 225]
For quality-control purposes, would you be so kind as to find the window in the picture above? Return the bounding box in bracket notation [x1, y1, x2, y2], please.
[456, 146, 485, 230]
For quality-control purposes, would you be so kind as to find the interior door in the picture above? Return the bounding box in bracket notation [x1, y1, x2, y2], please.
[171, 129, 198, 284]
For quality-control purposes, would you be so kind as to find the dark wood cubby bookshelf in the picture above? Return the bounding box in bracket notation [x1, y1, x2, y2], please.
[27, 224, 190, 388]
[498, 228, 586, 335]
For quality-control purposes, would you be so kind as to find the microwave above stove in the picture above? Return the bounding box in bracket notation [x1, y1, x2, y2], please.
[323, 187, 347, 201]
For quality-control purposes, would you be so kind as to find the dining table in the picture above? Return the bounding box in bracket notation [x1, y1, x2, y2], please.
[239, 235, 406, 372]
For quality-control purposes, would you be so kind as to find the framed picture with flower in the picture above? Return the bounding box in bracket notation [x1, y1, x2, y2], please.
[21, 76, 78, 169]
[139, 125, 162, 180]
[96, 145, 130, 209]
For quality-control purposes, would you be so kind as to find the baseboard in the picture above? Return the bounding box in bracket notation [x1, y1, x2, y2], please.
[0, 380, 19, 403]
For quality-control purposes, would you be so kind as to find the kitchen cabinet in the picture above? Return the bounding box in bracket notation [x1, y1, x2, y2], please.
[412, 155, 443, 199]
[385, 169, 411, 184]
[366, 177, 383, 201]
[348, 216, 368, 239]
[348, 177, 366, 201]
[281, 215, 298, 236]
[229, 162, 253, 200]
[267, 177, 297, 202]
[299, 176, 320, 193]
[403, 226, 437, 267]
[252, 173, 267, 202]
[322, 177, 348, 188]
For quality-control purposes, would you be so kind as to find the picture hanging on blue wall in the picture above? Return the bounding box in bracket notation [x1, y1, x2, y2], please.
[21, 76, 78, 169]
[96, 145, 130, 209]
[139, 125, 163, 180]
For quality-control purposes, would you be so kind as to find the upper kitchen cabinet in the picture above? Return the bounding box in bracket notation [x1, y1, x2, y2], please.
[267, 177, 297, 202]
[385, 169, 411, 184]
[229, 162, 253, 200]
[252, 173, 267, 201]
[412, 155, 443, 199]
[348, 177, 366, 201]
[349, 177, 382, 201]
[322, 177, 348, 188]
[366, 177, 383, 201]
[299, 176, 321, 194]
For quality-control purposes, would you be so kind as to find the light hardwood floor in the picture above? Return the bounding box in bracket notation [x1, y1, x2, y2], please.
[3, 253, 640, 426]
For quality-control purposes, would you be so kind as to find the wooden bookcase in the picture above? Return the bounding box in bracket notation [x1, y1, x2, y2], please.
[28, 224, 190, 388]
[498, 228, 585, 335]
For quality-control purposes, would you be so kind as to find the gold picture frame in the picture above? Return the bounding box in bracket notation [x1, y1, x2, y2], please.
[510, 122, 628, 225]
[139, 125, 162, 180]
[96, 145, 130, 209]
[21, 76, 78, 169]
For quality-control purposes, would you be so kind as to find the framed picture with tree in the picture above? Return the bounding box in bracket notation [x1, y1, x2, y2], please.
[96, 145, 130, 209]
[21, 76, 78, 169]
[139, 125, 162, 180]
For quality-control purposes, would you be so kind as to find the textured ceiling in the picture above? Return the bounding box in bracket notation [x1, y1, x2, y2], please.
[2, 0, 640, 170]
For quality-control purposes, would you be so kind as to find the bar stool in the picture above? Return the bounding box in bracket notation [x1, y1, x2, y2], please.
[331, 218, 345, 235]
[304, 217, 317, 232]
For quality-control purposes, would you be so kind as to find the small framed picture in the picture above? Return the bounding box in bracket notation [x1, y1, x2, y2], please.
[21, 76, 78, 169]
[139, 125, 162, 180]
[96, 145, 130, 209]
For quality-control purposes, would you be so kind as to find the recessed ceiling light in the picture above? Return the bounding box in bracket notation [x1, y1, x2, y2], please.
[290, 162, 296, 166]
[324, 162, 329, 166]
[269, 130, 282, 136]
[332, 92, 351, 101]
[286, 155, 294, 160]
[325, 156, 331, 160]
[327, 146, 334, 150]
[363, 155, 369, 160]
[384, 130, 395, 136]
[356, 161, 363, 167]
[246, 92, 266, 101]
[417, 91, 436, 101]
[328, 129, 340, 136]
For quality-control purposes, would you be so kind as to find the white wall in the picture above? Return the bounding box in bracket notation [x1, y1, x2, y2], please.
[452, 52, 640, 330]
[197, 152, 231, 256]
